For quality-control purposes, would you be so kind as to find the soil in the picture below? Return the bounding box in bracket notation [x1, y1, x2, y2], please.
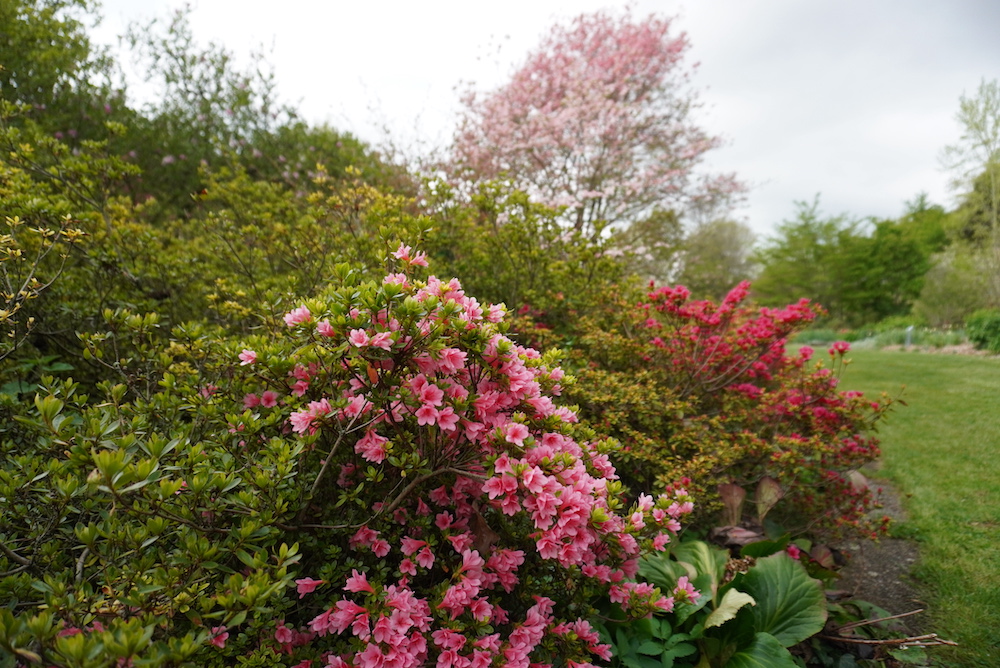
[834, 465, 926, 634]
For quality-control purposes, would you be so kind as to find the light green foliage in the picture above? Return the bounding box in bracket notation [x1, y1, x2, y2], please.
[599, 615, 696, 668]
[914, 246, 991, 326]
[752, 198, 853, 320]
[424, 178, 630, 327]
[0, 366, 305, 664]
[611, 207, 685, 284]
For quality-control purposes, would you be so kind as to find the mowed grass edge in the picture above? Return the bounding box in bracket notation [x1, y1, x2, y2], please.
[838, 350, 1000, 668]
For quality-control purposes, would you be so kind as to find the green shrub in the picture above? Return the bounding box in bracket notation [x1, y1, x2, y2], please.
[966, 308, 1000, 352]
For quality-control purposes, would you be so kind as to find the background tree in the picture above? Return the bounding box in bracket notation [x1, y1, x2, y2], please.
[940, 78, 1000, 237]
[450, 8, 743, 233]
[914, 247, 990, 326]
[121, 9, 404, 217]
[674, 218, 756, 300]
[610, 207, 685, 283]
[753, 198, 943, 326]
[752, 198, 853, 321]
[0, 0, 124, 141]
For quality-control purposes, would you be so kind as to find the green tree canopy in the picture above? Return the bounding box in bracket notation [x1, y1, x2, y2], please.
[753, 197, 945, 326]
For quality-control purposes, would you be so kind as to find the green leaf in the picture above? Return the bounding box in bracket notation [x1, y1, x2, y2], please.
[740, 553, 827, 647]
[739, 535, 789, 559]
[637, 640, 665, 655]
[640, 552, 686, 590]
[670, 540, 729, 597]
[725, 632, 799, 668]
[666, 642, 697, 659]
[704, 589, 756, 630]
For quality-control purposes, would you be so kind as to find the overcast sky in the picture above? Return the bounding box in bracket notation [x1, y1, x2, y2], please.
[93, 0, 1000, 238]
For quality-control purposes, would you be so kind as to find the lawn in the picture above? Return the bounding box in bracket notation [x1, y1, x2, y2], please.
[838, 350, 1000, 668]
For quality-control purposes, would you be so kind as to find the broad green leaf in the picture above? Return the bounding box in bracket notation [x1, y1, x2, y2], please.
[670, 540, 728, 597]
[704, 589, 756, 629]
[740, 553, 827, 647]
[739, 534, 789, 559]
[725, 632, 799, 668]
[639, 552, 686, 590]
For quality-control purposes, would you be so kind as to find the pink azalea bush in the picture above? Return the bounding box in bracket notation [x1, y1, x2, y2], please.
[228, 248, 695, 667]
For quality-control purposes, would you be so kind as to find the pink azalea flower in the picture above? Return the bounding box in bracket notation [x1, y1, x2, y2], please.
[392, 243, 413, 260]
[284, 306, 312, 327]
[652, 532, 671, 550]
[369, 331, 393, 350]
[260, 390, 279, 408]
[416, 404, 438, 426]
[383, 272, 409, 287]
[316, 319, 335, 337]
[673, 575, 699, 603]
[829, 340, 850, 355]
[296, 577, 325, 598]
[238, 349, 257, 365]
[349, 329, 370, 347]
[209, 626, 229, 648]
[372, 539, 390, 558]
[274, 622, 294, 644]
[345, 569, 374, 593]
[416, 546, 435, 569]
[503, 422, 530, 447]
[401, 537, 425, 555]
[437, 406, 460, 431]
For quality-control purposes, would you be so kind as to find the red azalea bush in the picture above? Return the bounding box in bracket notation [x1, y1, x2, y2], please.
[553, 281, 891, 537]
[224, 247, 696, 667]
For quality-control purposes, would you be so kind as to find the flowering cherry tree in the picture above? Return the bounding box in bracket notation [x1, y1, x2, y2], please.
[451, 9, 744, 231]
[228, 246, 696, 667]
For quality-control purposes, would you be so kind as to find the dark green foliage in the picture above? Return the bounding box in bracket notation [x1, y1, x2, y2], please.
[754, 198, 946, 327]
[965, 308, 1000, 352]
[0, 0, 126, 142]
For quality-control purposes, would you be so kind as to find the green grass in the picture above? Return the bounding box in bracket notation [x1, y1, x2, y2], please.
[838, 350, 1000, 667]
